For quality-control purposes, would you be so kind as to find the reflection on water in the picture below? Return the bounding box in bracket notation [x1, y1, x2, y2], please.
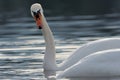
[59, 77, 120, 80]
[44, 70, 120, 80]
[1, 7, 120, 80]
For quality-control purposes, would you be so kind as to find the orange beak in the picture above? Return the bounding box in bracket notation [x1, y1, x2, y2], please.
[34, 13, 43, 29]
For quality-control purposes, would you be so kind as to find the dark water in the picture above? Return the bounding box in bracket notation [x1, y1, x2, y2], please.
[1, 1, 120, 80]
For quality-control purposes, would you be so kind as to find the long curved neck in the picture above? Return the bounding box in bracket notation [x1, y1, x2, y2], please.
[41, 14, 57, 70]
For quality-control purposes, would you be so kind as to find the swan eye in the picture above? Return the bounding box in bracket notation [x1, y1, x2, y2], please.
[32, 11, 37, 16]
[37, 9, 40, 13]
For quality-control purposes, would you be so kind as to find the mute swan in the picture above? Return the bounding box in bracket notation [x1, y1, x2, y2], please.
[30, 3, 120, 78]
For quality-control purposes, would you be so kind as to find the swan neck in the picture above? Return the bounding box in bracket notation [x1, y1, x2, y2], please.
[41, 14, 57, 70]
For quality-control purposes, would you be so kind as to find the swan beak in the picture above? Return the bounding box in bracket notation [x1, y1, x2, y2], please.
[33, 12, 43, 29]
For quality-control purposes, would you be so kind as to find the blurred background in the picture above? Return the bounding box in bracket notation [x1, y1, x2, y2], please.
[0, 0, 120, 80]
[0, 0, 120, 16]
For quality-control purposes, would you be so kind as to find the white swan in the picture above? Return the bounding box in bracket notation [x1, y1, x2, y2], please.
[31, 3, 120, 78]
[57, 49, 120, 78]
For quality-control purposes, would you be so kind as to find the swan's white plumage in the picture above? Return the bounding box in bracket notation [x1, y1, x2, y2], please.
[31, 3, 57, 71]
[31, 3, 120, 78]
[57, 49, 120, 78]
[59, 38, 120, 70]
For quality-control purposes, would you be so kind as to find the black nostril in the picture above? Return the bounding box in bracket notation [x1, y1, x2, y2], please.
[38, 26, 42, 29]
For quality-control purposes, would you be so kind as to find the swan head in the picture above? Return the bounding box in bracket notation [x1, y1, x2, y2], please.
[31, 3, 43, 29]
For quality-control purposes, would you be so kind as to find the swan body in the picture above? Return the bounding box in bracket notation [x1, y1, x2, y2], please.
[31, 3, 120, 78]
[57, 49, 120, 78]
[59, 38, 120, 70]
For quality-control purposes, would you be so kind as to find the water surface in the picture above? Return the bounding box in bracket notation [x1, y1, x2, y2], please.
[0, 10, 120, 80]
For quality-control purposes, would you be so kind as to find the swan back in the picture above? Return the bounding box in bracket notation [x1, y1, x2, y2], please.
[57, 49, 120, 78]
[60, 38, 120, 70]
